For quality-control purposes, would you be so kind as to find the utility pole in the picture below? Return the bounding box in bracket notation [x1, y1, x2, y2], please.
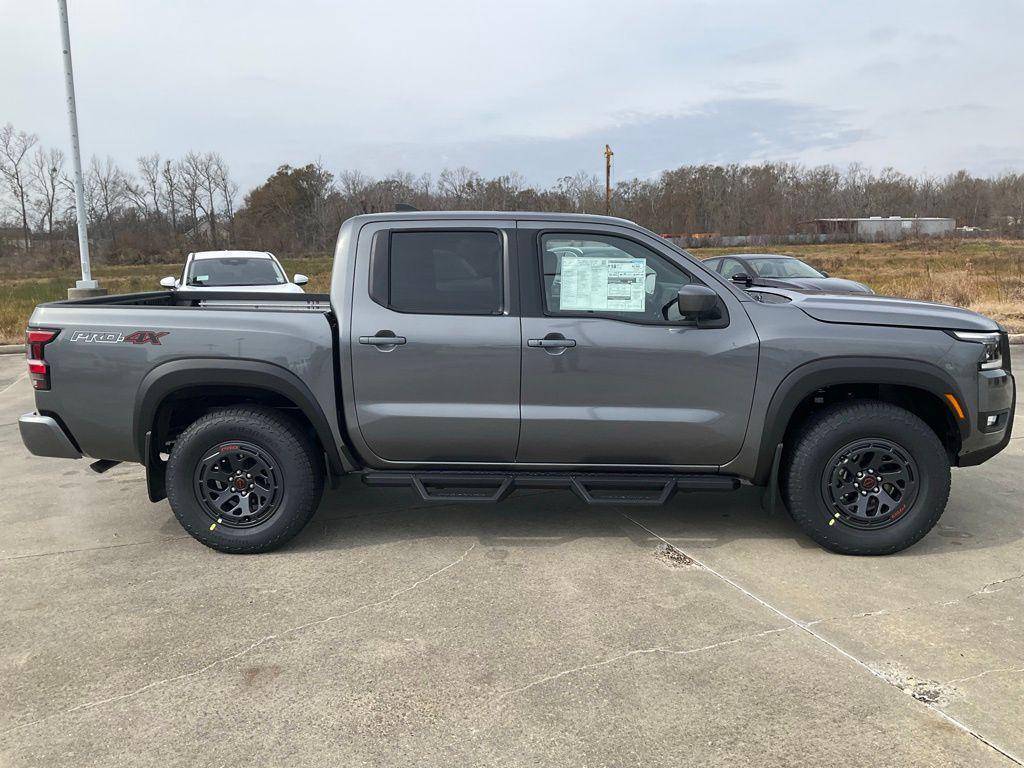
[58, 0, 104, 298]
[604, 144, 614, 215]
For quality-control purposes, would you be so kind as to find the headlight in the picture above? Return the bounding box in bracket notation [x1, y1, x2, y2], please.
[951, 331, 1003, 370]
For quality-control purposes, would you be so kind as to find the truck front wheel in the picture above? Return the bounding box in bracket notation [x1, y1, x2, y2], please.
[166, 406, 324, 553]
[781, 400, 951, 555]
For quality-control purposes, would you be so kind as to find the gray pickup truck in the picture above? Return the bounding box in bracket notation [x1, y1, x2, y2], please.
[19, 212, 1015, 555]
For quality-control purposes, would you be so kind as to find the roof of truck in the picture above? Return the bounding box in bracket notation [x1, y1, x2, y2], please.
[346, 211, 637, 226]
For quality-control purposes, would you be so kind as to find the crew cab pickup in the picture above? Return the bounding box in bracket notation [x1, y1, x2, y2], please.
[19, 212, 1015, 555]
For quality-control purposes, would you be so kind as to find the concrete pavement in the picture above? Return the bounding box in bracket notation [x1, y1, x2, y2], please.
[0, 352, 1021, 767]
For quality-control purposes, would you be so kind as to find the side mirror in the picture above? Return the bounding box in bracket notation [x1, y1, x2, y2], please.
[677, 284, 720, 315]
[820, 270, 830, 278]
[293, 273, 309, 286]
[159, 276, 177, 288]
[730, 272, 753, 287]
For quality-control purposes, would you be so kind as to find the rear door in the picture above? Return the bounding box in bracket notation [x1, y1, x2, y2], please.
[349, 219, 521, 463]
[516, 222, 759, 467]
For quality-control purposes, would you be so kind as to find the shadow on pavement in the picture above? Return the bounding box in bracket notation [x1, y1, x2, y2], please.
[275, 453, 1024, 557]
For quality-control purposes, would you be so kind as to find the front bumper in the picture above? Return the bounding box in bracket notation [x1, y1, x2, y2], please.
[959, 378, 1014, 466]
[19, 412, 82, 459]
[959, 348, 1015, 466]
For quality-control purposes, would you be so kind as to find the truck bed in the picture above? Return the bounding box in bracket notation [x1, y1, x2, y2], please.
[27, 290, 342, 466]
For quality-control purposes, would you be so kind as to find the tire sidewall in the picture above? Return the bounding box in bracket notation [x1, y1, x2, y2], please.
[167, 413, 320, 552]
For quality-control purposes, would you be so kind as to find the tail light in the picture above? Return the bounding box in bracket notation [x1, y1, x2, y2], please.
[26, 328, 59, 390]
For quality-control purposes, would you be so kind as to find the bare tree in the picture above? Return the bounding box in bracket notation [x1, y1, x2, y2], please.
[29, 146, 66, 253]
[181, 151, 220, 247]
[87, 155, 128, 246]
[137, 153, 163, 220]
[0, 123, 39, 250]
[161, 159, 180, 235]
[212, 154, 238, 246]
[305, 160, 335, 250]
[436, 166, 482, 207]
[176, 155, 202, 240]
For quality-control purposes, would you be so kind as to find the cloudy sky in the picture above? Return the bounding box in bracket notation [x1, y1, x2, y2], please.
[3, 0, 1022, 190]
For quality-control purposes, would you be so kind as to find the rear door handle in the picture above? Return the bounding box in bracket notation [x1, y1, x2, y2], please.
[527, 338, 576, 348]
[359, 333, 407, 347]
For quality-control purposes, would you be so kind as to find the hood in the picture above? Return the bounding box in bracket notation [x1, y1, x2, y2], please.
[768, 290, 1000, 332]
[767, 276, 873, 294]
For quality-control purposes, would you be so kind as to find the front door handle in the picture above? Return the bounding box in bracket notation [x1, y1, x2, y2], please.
[527, 338, 576, 348]
[359, 331, 407, 347]
[528, 333, 576, 349]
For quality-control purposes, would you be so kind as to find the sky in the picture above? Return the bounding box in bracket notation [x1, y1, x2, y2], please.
[2, 0, 1022, 192]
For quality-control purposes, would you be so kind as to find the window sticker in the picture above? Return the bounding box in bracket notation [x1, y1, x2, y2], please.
[559, 256, 646, 312]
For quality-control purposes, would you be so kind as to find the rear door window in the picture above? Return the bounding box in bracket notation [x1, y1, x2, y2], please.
[383, 231, 503, 315]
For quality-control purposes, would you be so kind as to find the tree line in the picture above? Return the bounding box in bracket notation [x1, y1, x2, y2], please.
[2, 119, 1024, 264]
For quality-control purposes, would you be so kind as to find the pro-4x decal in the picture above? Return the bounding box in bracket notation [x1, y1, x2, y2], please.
[70, 330, 169, 345]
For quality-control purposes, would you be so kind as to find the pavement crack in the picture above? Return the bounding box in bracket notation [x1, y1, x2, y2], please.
[619, 512, 1024, 767]
[945, 666, 1024, 685]
[0, 372, 27, 395]
[496, 627, 791, 700]
[0, 536, 190, 562]
[804, 571, 1024, 628]
[969, 572, 1024, 597]
[2, 542, 476, 735]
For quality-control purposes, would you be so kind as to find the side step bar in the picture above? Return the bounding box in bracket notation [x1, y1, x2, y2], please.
[362, 470, 739, 506]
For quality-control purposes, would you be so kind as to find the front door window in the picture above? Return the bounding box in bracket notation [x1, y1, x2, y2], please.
[541, 234, 698, 325]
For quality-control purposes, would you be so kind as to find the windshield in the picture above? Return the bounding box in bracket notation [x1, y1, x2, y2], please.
[186, 257, 286, 287]
[746, 257, 823, 279]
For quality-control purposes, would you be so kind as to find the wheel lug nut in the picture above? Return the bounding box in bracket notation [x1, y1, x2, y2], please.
[861, 490, 867, 495]
[857, 472, 864, 478]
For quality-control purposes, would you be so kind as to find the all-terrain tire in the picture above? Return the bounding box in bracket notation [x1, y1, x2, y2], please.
[781, 400, 950, 555]
[166, 406, 324, 553]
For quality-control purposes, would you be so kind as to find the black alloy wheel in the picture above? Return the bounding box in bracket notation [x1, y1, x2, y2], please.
[821, 438, 919, 530]
[194, 440, 282, 528]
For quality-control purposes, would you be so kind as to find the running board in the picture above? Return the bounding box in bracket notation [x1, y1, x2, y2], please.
[361, 470, 739, 505]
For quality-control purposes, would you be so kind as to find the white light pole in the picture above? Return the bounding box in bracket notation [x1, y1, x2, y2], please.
[58, 0, 103, 296]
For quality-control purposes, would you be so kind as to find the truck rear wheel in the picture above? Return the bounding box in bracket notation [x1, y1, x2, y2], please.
[166, 406, 324, 553]
[781, 400, 950, 555]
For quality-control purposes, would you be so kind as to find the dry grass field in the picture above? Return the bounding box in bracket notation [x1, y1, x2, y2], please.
[1, 240, 1022, 344]
[703, 238, 1024, 332]
[0, 256, 334, 344]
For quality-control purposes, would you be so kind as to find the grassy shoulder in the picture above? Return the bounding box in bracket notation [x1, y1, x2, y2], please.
[1, 240, 1022, 343]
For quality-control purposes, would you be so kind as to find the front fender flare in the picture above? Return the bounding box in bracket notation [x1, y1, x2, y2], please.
[753, 356, 967, 484]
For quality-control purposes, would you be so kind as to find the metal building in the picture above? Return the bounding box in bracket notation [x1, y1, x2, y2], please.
[809, 216, 955, 240]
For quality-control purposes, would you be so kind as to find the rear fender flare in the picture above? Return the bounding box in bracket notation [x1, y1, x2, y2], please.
[134, 358, 357, 475]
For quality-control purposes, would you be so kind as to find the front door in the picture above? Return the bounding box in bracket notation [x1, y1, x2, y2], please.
[517, 224, 759, 467]
[349, 221, 521, 463]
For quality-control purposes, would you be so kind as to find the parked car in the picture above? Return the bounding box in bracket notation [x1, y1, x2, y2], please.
[20, 212, 1014, 556]
[159, 250, 308, 293]
[702, 253, 873, 293]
